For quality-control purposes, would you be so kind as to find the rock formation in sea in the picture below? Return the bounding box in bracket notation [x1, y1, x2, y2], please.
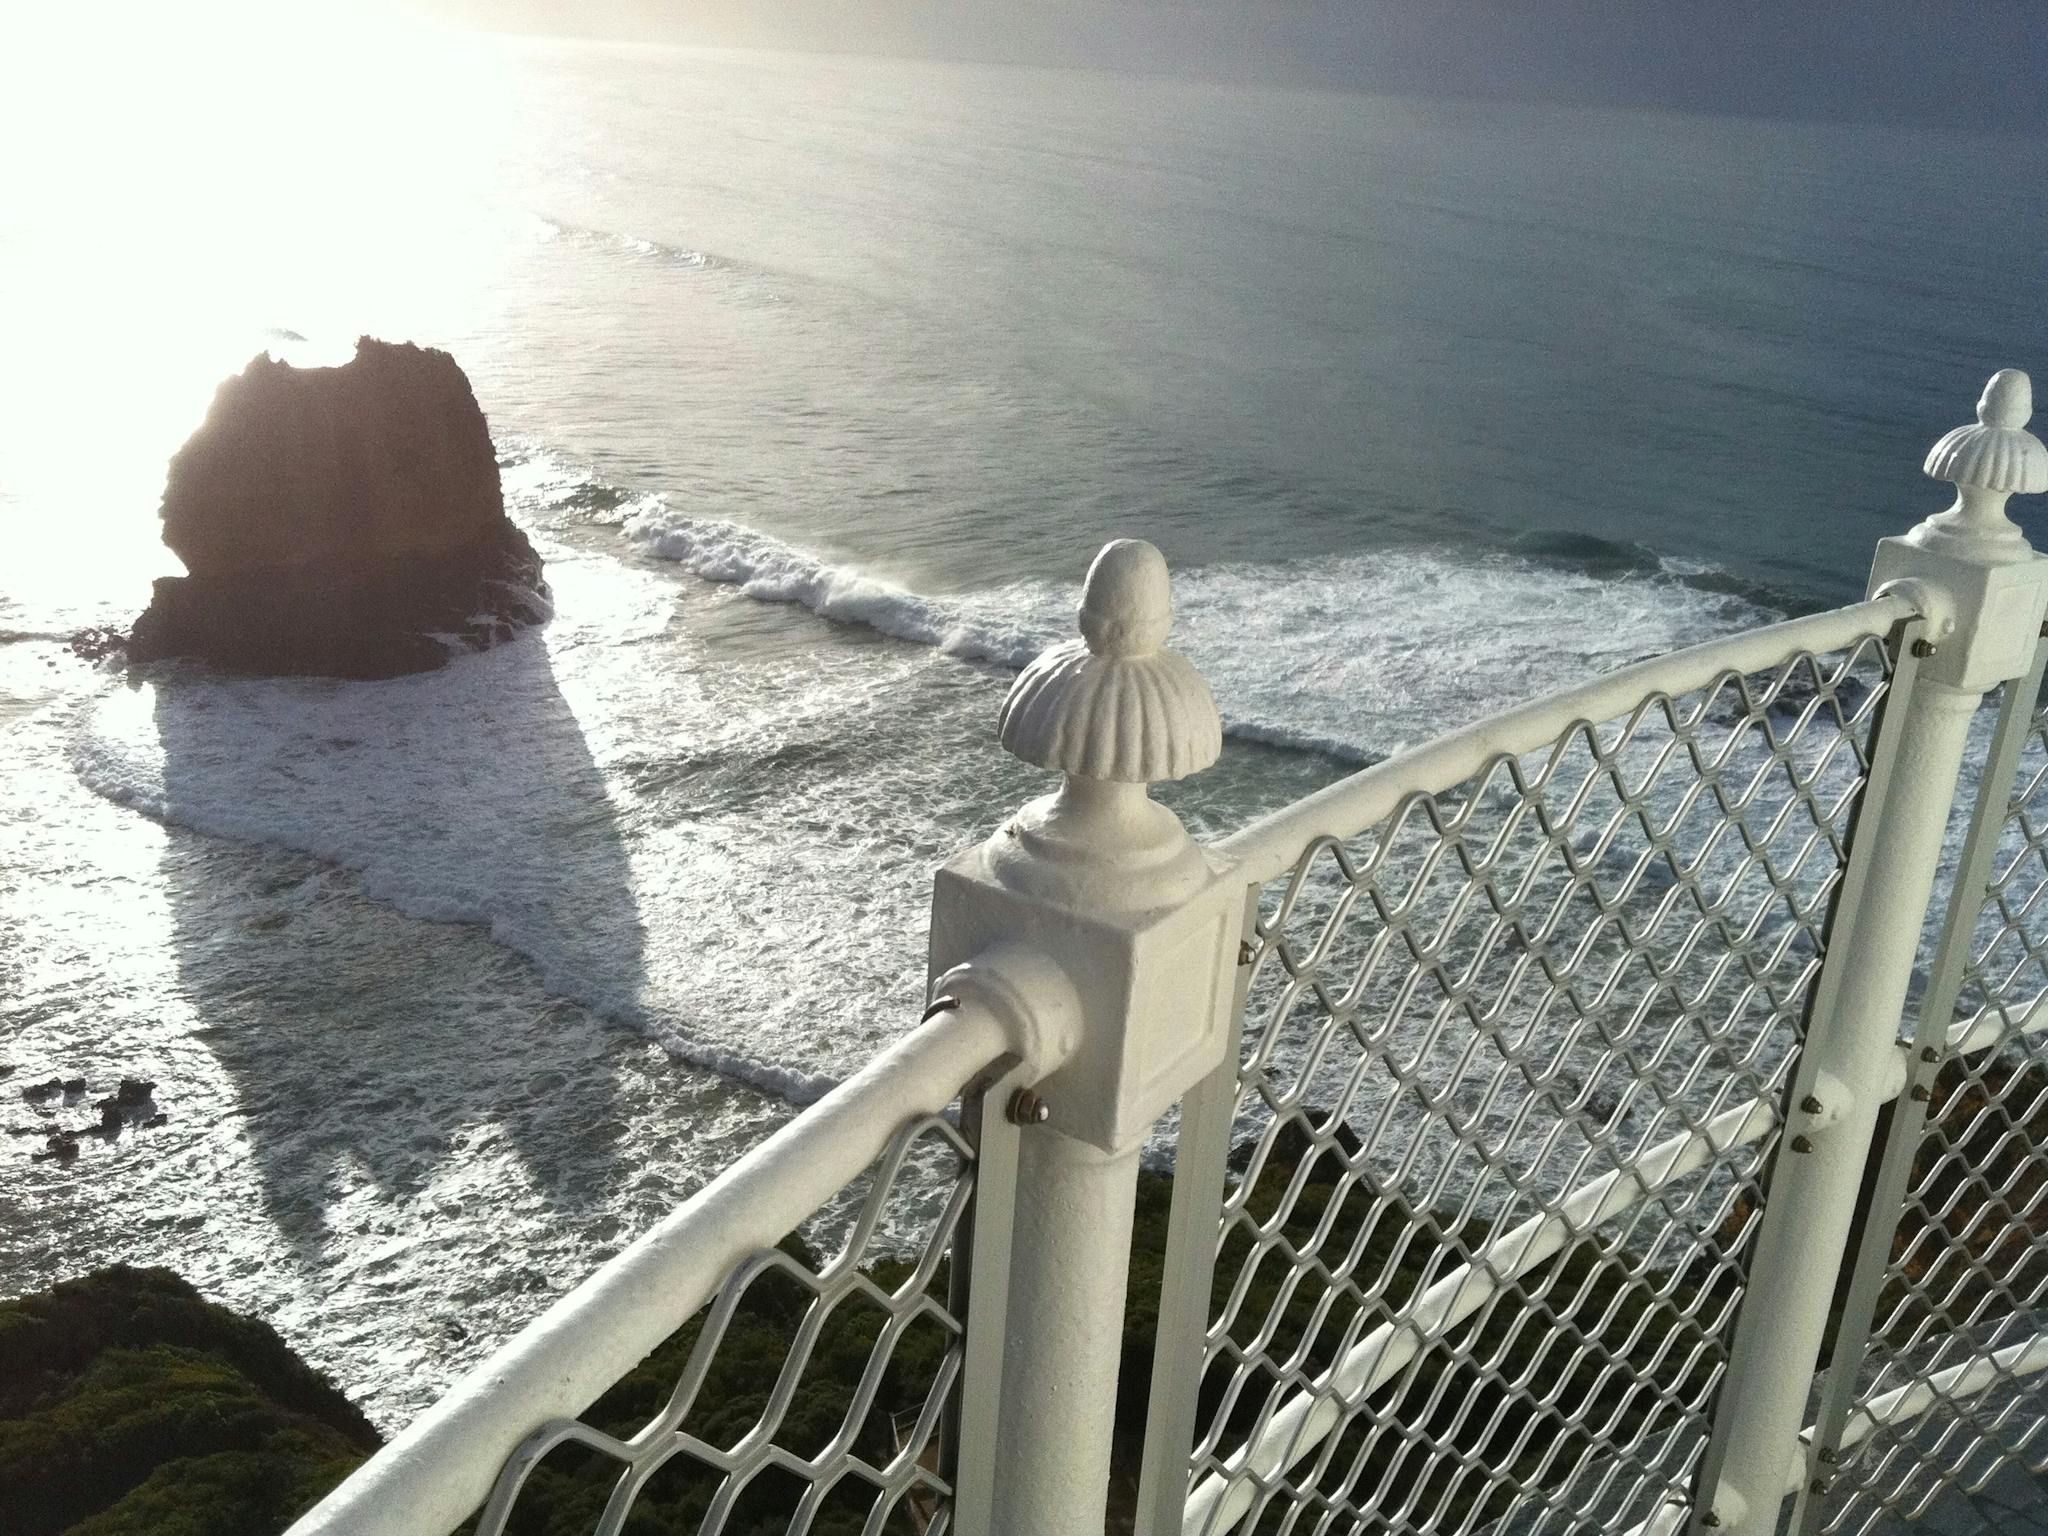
[128, 338, 548, 679]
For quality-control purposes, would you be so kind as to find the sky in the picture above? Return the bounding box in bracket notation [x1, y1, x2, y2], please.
[415, 0, 2048, 136]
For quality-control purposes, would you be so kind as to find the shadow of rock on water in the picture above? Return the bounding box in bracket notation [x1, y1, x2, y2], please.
[144, 630, 648, 1257]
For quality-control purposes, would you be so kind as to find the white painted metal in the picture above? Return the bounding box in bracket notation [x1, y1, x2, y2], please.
[1838, 1334, 2048, 1458]
[1806, 633, 2048, 1533]
[1943, 997, 2048, 1056]
[1000, 537, 1224, 785]
[285, 990, 1047, 1536]
[473, 1108, 976, 1536]
[1217, 594, 1919, 885]
[1183, 1097, 1784, 1536]
[931, 537, 1239, 1536]
[1789, 637, 2048, 1535]
[1134, 1049, 1249, 1536]
[1691, 372, 2048, 1536]
[1190, 616, 1904, 1536]
[946, 1056, 1034, 1536]
[1620, 1335, 2048, 1536]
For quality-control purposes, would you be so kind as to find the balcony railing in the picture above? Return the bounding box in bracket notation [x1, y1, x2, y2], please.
[289, 368, 2048, 1536]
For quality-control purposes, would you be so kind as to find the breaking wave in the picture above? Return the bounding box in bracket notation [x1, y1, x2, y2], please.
[531, 215, 719, 272]
[616, 495, 1786, 767]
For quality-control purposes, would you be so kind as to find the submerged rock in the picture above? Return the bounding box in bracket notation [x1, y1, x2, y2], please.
[129, 338, 548, 679]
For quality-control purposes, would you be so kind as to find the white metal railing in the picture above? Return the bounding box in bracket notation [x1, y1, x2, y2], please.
[287, 983, 1068, 1536]
[1160, 605, 1915, 1536]
[1213, 594, 1919, 885]
[286, 369, 2048, 1536]
[1790, 632, 2048, 1536]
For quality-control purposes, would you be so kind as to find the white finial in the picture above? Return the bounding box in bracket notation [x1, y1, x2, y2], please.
[1912, 369, 2048, 561]
[999, 539, 1222, 784]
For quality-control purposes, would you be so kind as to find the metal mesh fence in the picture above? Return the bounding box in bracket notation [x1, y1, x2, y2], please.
[1183, 629, 1902, 1536]
[1814, 660, 2048, 1536]
[471, 1113, 978, 1536]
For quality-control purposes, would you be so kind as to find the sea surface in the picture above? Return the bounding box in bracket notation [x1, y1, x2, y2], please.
[3, 37, 2046, 1428]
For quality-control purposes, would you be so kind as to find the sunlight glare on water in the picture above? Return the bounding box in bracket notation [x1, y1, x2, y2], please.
[0, 0, 516, 619]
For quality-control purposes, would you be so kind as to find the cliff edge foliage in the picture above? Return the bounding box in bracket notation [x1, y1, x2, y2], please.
[0, 1266, 378, 1536]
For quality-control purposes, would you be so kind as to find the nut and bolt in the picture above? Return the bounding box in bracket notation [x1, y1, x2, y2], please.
[1910, 1083, 1932, 1102]
[1800, 1093, 1824, 1115]
[1811, 1477, 1831, 1495]
[1817, 1446, 1839, 1465]
[1790, 1134, 1816, 1154]
[1007, 1088, 1051, 1126]
[1698, 1515, 1721, 1530]
[1911, 638, 1938, 659]
[1238, 939, 1257, 966]
[1921, 1045, 1940, 1063]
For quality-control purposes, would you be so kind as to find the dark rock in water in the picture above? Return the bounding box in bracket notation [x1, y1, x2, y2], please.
[116, 1077, 155, 1105]
[129, 337, 548, 679]
[66, 625, 129, 663]
[59, 1076, 85, 1095]
[20, 1078, 63, 1101]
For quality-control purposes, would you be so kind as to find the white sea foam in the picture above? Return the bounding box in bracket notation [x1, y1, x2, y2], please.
[622, 503, 1043, 667]
[68, 547, 858, 1108]
[621, 499, 1782, 766]
[499, 442, 667, 527]
[71, 685, 837, 1108]
[532, 215, 715, 271]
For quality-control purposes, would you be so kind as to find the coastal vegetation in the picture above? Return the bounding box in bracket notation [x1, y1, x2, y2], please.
[0, 1266, 378, 1536]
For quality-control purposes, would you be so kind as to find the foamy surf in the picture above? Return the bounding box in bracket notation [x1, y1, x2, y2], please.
[68, 546, 849, 1110]
[616, 494, 1784, 767]
[531, 215, 716, 272]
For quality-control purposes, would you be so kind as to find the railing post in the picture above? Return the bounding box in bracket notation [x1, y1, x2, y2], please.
[929, 540, 1243, 1536]
[1786, 632, 2048, 1532]
[1689, 371, 2048, 1535]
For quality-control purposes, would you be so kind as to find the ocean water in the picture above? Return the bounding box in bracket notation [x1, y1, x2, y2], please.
[4, 37, 2047, 1428]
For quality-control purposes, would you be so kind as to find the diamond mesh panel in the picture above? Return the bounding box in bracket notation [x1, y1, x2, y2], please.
[1959, 683, 2048, 1047]
[475, 1114, 975, 1536]
[1187, 632, 1899, 1536]
[1817, 671, 2048, 1536]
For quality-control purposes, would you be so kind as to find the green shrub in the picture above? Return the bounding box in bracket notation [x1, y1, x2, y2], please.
[0, 1266, 377, 1536]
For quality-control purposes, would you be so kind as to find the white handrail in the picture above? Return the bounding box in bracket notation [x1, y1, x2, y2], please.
[1216, 594, 1920, 886]
[1618, 1327, 2048, 1536]
[1184, 1096, 1781, 1536]
[288, 995, 1022, 1536]
[1945, 992, 2048, 1057]
[1840, 1330, 2048, 1454]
